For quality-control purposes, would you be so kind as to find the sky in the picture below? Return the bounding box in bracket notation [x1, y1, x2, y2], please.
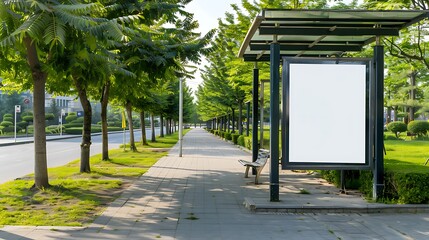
[184, 0, 243, 94]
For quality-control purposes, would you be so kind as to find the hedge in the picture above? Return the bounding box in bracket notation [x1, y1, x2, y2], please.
[64, 126, 122, 134]
[319, 170, 429, 204]
[358, 170, 429, 204]
[232, 134, 240, 145]
[63, 123, 83, 128]
[224, 132, 232, 141]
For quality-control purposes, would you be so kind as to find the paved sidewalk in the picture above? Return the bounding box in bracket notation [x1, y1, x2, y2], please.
[1, 128, 429, 239]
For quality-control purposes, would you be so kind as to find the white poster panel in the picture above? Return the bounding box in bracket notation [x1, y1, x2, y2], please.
[289, 63, 366, 164]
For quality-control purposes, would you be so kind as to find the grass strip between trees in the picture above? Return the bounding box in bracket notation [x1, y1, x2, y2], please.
[0, 130, 189, 226]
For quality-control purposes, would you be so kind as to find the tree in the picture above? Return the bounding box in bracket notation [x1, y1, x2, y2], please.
[0, 0, 106, 188]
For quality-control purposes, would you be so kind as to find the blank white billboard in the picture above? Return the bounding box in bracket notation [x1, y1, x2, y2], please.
[287, 63, 367, 165]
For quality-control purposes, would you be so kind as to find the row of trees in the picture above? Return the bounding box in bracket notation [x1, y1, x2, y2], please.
[0, 0, 210, 189]
[197, 0, 429, 135]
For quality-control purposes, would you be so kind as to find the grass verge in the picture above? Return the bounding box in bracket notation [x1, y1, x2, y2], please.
[0, 130, 187, 226]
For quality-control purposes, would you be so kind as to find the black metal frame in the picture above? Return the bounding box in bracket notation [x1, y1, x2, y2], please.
[281, 57, 374, 170]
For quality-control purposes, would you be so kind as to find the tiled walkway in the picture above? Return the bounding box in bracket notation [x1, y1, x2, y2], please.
[1, 128, 429, 239]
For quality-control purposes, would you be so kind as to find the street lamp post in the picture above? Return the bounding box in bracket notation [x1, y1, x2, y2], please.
[14, 105, 21, 142]
[179, 78, 183, 157]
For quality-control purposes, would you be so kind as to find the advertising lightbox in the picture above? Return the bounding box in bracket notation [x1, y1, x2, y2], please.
[282, 58, 373, 170]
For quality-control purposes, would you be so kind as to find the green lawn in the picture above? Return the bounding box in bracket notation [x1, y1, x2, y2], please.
[0, 131, 185, 226]
[384, 139, 429, 173]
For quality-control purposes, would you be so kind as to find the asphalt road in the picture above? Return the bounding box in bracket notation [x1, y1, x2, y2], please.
[0, 129, 161, 184]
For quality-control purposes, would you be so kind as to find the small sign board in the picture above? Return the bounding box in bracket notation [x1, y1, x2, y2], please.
[15, 105, 21, 113]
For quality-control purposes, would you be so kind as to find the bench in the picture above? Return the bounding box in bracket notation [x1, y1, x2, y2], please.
[238, 149, 270, 184]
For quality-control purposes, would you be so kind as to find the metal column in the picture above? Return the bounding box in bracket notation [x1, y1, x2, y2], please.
[246, 102, 250, 136]
[270, 41, 280, 202]
[252, 63, 259, 166]
[373, 43, 385, 200]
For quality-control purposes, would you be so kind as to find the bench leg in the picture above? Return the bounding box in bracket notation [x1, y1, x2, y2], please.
[255, 167, 263, 184]
[244, 166, 251, 178]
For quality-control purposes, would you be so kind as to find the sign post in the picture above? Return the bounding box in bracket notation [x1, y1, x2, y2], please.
[14, 105, 21, 142]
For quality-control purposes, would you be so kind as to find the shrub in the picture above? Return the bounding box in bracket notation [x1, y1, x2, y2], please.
[27, 125, 34, 134]
[0, 121, 13, 127]
[359, 170, 429, 204]
[1, 126, 15, 133]
[232, 134, 240, 144]
[3, 117, 13, 122]
[244, 136, 252, 149]
[237, 135, 245, 147]
[3, 113, 12, 118]
[22, 116, 33, 122]
[224, 132, 232, 140]
[17, 121, 28, 129]
[387, 121, 407, 138]
[45, 113, 55, 120]
[73, 117, 84, 123]
[407, 120, 429, 136]
[107, 126, 122, 131]
[220, 131, 225, 138]
[65, 115, 78, 123]
[63, 123, 82, 128]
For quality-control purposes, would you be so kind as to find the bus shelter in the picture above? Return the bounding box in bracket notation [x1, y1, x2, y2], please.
[238, 9, 429, 201]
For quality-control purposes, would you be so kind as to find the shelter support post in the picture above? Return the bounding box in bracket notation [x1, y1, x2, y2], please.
[270, 41, 280, 202]
[373, 43, 385, 200]
[260, 81, 265, 148]
[246, 102, 250, 136]
[252, 63, 259, 174]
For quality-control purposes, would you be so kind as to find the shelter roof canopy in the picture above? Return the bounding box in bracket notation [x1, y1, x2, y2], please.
[238, 9, 429, 62]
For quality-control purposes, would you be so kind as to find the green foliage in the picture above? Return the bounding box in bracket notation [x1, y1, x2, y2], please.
[232, 134, 240, 145]
[3, 117, 13, 122]
[407, 120, 429, 136]
[65, 115, 78, 123]
[22, 116, 33, 122]
[63, 123, 83, 128]
[17, 121, 28, 129]
[359, 170, 429, 204]
[64, 128, 83, 135]
[319, 170, 361, 189]
[64, 126, 122, 134]
[224, 132, 232, 140]
[73, 117, 84, 123]
[3, 114, 13, 118]
[237, 135, 245, 147]
[45, 113, 55, 120]
[0, 121, 13, 127]
[1, 126, 15, 133]
[387, 121, 407, 138]
[385, 172, 429, 203]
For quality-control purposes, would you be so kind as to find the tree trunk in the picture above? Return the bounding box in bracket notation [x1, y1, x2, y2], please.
[101, 81, 110, 160]
[73, 77, 92, 173]
[409, 71, 417, 122]
[386, 106, 392, 125]
[166, 118, 171, 135]
[151, 114, 156, 142]
[238, 102, 243, 135]
[25, 36, 49, 189]
[160, 115, 164, 137]
[140, 111, 148, 145]
[393, 107, 398, 122]
[126, 101, 136, 151]
[232, 109, 236, 133]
